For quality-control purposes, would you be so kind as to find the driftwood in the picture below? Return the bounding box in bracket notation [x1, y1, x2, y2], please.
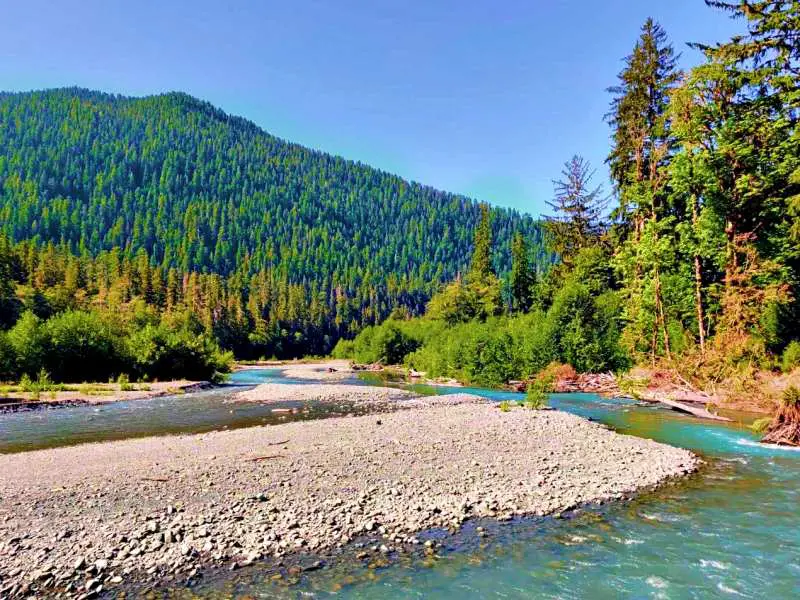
[351, 363, 384, 372]
[267, 440, 290, 446]
[762, 389, 800, 446]
[246, 455, 283, 462]
[509, 372, 619, 394]
[140, 477, 169, 482]
[649, 396, 731, 422]
[509, 369, 733, 423]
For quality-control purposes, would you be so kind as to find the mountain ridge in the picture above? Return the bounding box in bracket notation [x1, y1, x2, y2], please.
[0, 87, 546, 284]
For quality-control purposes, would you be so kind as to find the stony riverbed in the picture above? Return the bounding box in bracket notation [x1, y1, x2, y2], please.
[0, 395, 698, 598]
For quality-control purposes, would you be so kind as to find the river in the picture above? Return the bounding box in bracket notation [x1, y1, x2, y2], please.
[2, 370, 798, 598]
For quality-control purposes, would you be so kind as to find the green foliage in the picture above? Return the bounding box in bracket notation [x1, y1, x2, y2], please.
[0, 309, 231, 384]
[783, 386, 800, 408]
[126, 324, 232, 382]
[43, 311, 122, 382]
[330, 339, 355, 359]
[0, 89, 548, 359]
[425, 278, 502, 325]
[117, 373, 134, 391]
[525, 378, 550, 410]
[350, 320, 423, 365]
[510, 232, 535, 313]
[544, 155, 607, 269]
[468, 204, 495, 284]
[7, 312, 49, 377]
[403, 284, 628, 387]
[18, 369, 64, 399]
[781, 342, 800, 374]
[750, 417, 772, 434]
[498, 400, 512, 413]
[370, 322, 420, 365]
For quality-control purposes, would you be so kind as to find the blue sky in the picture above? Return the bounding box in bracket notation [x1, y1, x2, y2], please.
[0, 1, 743, 215]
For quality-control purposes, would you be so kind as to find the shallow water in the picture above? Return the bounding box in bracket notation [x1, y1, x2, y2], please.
[0, 369, 356, 453]
[2, 371, 799, 597]
[194, 384, 800, 599]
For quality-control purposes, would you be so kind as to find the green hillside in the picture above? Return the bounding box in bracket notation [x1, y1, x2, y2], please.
[0, 88, 544, 278]
[0, 88, 547, 363]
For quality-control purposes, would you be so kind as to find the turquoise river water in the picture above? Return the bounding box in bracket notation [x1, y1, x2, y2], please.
[2, 370, 799, 598]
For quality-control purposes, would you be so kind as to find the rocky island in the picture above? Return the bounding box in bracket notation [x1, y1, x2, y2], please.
[0, 389, 697, 598]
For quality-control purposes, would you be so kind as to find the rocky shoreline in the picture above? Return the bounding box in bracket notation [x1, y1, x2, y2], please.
[0, 394, 698, 598]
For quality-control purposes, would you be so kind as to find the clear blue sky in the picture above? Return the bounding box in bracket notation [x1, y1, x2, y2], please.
[0, 0, 742, 216]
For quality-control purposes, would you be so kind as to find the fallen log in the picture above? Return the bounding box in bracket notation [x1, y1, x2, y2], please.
[645, 395, 731, 422]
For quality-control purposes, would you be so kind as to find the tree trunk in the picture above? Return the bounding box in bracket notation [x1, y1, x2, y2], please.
[694, 254, 706, 353]
[654, 266, 672, 361]
[691, 193, 706, 354]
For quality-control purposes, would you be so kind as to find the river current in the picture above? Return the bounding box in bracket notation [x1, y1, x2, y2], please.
[2, 370, 798, 598]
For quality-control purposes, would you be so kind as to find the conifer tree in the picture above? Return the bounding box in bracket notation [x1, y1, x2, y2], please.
[606, 19, 681, 362]
[671, 0, 800, 352]
[544, 155, 607, 269]
[510, 232, 535, 313]
[468, 204, 494, 283]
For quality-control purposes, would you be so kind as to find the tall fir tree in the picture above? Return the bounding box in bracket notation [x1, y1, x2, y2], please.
[468, 203, 494, 283]
[606, 18, 682, 362]
[544, 155, 607, 270]
[510, 232, 535, 313]
[669, 0, 800, 354]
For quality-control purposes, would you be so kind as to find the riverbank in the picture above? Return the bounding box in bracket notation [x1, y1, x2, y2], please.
[0, 380, 211, 413]
[0, 395, 697, 598]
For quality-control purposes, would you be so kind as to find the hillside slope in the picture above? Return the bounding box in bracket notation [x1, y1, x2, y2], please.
[0, 88, 545, 282]
[0, 88, 547, 357]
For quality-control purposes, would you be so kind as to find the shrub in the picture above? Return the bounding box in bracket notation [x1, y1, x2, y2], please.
[117, 373, 134, 391]
[499, 400, 512, 412]
[7, 311, 48, 377]
[781, 341, 800, 373]
[525, 383, 547, 409]
[331, 339, 355, 359]
[783, 385, 800, 408]
[373, 323, 420, 365]
[127, 324, 232, 382]
[525, 367, 556, 410]
[19, 369, 60, 400]
[43, 311, 123, 382]
[750, 417, 772, 434]
[351, 321, 421, 365]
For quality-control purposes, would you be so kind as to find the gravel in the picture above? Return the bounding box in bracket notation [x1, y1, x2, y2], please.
[0, 395, 698, 598]
[234, 383, 416, 406]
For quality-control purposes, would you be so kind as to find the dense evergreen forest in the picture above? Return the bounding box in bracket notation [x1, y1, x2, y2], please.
[0, 88, 548, 381]
[340, 2, 800, 397]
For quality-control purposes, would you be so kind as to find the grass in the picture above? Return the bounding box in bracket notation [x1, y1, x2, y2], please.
[524, 382, 548, 410]
[2, 374, 164, 403]
[117, 373, 134, 391]
[750, 417, 772, 434]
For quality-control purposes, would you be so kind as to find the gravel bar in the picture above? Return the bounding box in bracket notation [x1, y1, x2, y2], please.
[0, 396, 698, 598]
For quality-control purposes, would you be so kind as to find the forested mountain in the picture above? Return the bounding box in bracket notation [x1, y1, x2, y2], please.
[0, 88, 544, 279]
[0, 88, 547, 366]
